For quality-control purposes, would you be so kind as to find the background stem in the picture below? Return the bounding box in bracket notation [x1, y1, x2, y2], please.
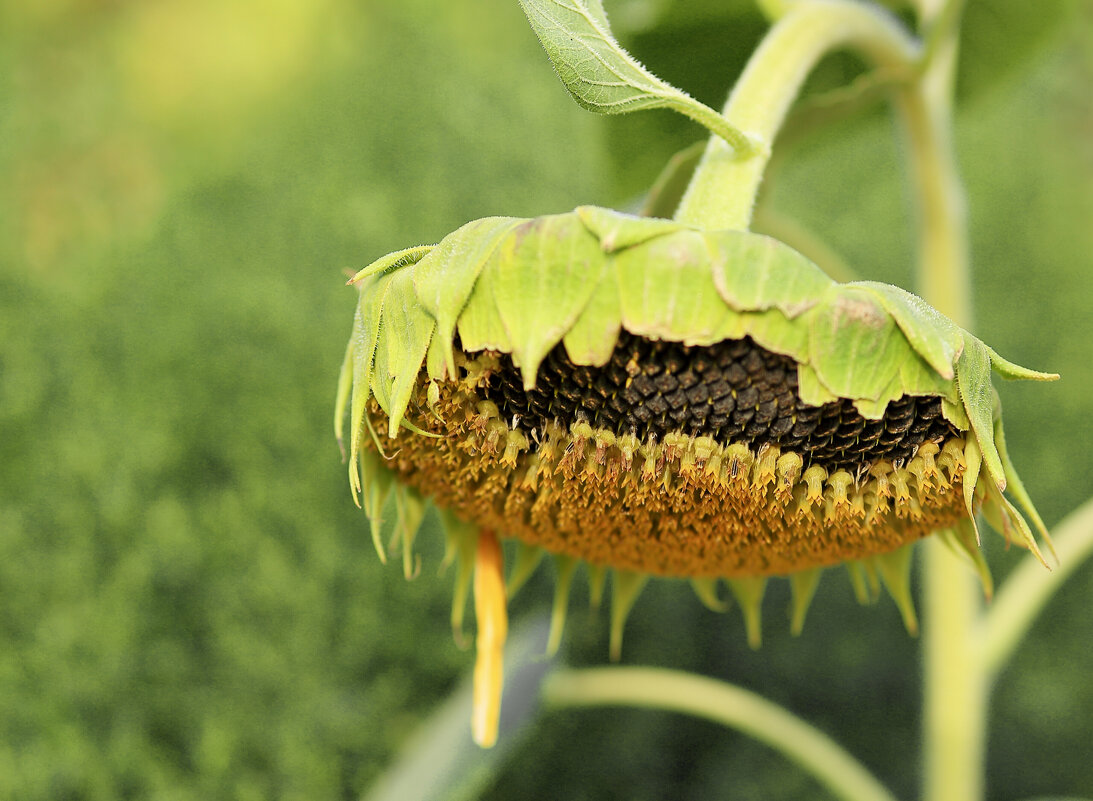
[544, 667, 899, 801]
[897, 2, 983, 800]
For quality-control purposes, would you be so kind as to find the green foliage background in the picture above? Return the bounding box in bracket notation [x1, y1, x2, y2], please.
[0, 0, 1089, 798]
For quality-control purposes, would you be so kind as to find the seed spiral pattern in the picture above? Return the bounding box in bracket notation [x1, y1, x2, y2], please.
[481, 332, 958, 472]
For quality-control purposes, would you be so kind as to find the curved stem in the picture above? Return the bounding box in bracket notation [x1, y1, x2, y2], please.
[895, 48, 969, 321]
[674, 0, 920, 230]
[978, 497, 1093, 680]
[543, 667, 898, 801]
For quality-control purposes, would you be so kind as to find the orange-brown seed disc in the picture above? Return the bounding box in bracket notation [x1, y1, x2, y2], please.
[367, 365, 970, 579]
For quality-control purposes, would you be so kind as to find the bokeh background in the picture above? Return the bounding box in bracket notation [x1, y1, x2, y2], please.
[1, 0, 1090, 798]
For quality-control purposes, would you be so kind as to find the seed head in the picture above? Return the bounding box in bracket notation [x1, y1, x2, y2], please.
[334, 205, 1057, 745]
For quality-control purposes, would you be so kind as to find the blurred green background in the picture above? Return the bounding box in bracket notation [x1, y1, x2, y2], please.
[1, 0, 1090, 798]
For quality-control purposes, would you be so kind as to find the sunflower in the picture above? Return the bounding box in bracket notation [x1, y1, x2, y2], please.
[334, 205, 1055, 746]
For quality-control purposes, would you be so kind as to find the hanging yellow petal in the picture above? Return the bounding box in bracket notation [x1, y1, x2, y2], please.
[472, 529, 508, 748]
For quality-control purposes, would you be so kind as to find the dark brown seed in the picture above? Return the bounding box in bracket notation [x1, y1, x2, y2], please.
[479, 332, 958, 472]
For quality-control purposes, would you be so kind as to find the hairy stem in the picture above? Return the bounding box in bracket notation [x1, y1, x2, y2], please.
[543, 667, 898, 801]
[674, 0, 919, 230]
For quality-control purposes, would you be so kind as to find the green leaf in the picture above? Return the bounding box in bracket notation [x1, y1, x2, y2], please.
[334, 333, 355, 454]
[517, 0, 755, 154]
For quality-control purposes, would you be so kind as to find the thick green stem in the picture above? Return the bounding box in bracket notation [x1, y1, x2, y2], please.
[898, 3, 981, 801]
[543, 667, 898, 801]
[674, 0, 919, 230]
[920, 541, 985, 801]
[896, 46, 970, 322]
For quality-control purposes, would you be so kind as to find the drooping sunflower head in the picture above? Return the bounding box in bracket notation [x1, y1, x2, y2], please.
[335, 205, 1055, 745]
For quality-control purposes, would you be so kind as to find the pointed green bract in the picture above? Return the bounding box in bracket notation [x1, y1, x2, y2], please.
[384, 268, 437, 437]
[547, 555, 578, 658]
[853, 281, 963, 379]
[957, 338, 1006, 490]
[586, 563, 607, 611]
[576, 205, 684, 252]
[457, 259, 511, 355]
[690, 577, 729, 613]
[425, 334, 449, 382]
[707, 230, 833, 318]
[871, 544, 918, 635]
[986, 345, 1059, 382]
[993, 410, 1053, 552]
[962, 435, 983, 544]
[938, 519, 993, 599]
[846, 562, 880, 605]
[796, 362, 841, 407]
[897, 346, 957, 404]
[394, 488, 427, 580]
[507, 542, 545, 599]
[615, 229, 738, 345]
[562, 269, 622, 366]
[728, 577, 767, 649]
[808, 288, 907, 402]
[609, 570, 649, 661]
[334, 336, 354, 456]
[788, 569, 823, 635]
[981, 483, 1048, 567]
[348, 276, 388, 498]
[941, 396, 970, 431]
[348, 244, 434, 284]
[853, 374, 905, 420]
[364, 274, 398, 418]
[414, 216, 522, 376]
[441, 512, 479, 648]
[742, 308, 809, 364]
[359, 448, 394, 564]
[491, 214, 605, 387]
